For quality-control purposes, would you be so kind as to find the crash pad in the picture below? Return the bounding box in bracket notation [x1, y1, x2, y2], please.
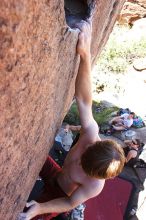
[85, 177, 132, 220]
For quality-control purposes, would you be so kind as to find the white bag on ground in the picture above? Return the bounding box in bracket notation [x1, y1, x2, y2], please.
[69, 204, 86, 220]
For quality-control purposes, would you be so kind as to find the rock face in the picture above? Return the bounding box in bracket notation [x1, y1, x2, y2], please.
[0, 0, 126, 219]
[118, 0, 146, 25]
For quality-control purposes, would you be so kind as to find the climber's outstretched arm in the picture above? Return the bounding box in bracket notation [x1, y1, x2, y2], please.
[75, 20, 99, 139]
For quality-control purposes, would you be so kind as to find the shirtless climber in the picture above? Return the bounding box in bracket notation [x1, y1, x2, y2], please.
[19, 19, 125, 220]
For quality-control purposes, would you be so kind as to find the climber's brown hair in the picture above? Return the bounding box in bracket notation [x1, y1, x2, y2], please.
[81, 139, 125, 179]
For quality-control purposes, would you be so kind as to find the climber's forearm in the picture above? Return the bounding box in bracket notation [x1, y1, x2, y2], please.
[75, 54, 92, 106]
[18, 197, 74, 220]
[75, 54, 94, 129]
[40, 197, 74, 214]
[74, 20, 96, 130]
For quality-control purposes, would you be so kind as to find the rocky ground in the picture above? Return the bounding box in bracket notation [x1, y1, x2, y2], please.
[92, 64, 146, 118]
[92, 18, 146, 120]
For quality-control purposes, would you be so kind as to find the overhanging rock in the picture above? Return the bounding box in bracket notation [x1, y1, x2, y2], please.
[0, 0, 125, 219]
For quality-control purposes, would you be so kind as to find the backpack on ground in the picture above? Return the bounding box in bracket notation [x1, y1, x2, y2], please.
[117, 108, 131, 116]
[132, 116, 145, 128]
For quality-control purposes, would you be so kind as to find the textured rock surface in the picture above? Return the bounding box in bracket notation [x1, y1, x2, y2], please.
[118, 0, 146, 25]
[0, 0, 125, 219]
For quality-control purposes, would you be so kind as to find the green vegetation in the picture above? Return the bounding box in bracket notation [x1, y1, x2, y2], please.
[63, 102, 80, 125]
[63, 101, 118, 126]
[92, 103, 118, 126]
[97, 26, 146, 73]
